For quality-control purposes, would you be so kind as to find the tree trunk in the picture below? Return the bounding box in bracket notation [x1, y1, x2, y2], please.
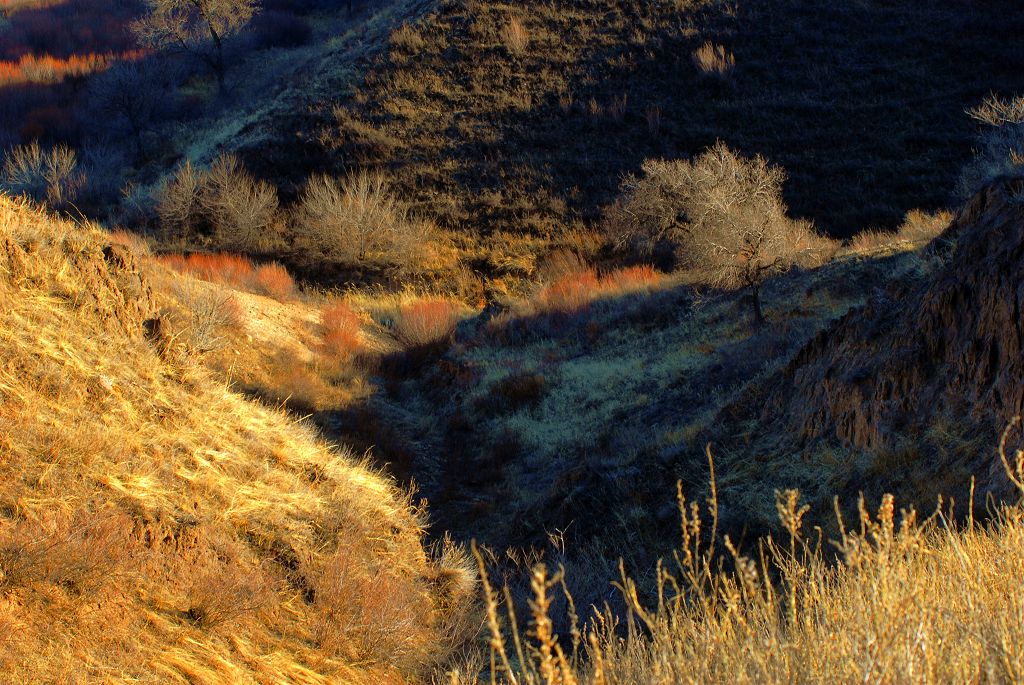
[208, 21, 227, 94]
[751, 284, 765, 327]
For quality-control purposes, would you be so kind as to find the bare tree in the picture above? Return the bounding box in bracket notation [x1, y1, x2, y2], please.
[606, 143, 833, 324]
[85, 60, 178, 161]
[133, 0, 257, 93]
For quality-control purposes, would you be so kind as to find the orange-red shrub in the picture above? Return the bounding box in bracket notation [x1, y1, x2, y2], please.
[0, 51, 144, 86]
[253, 262, 294, 300]
[600, 264, 660, 292]
[536, 270, 600, 313]
[394, 298, 461, 348]
[159, 252, 257, 287]
[319, 300, 362, 361]
[534, 265, 662, 314]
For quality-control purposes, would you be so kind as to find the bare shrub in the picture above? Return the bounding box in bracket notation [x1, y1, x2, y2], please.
[134, 0, 257, 91]
[173, 281, 244, 353]
[310, 541, 434, 672]
[1, 142, 85, 209]
[157, 156, 280, 252]
[157, 160, 203, 237]
[605, 143, 834, 323]
[969, 94, 1024, 126]
[201, 154, 280, 252]
[185, 550, 271, 631]
[294, 172, 432, 271]
[692, 41, 735, 77]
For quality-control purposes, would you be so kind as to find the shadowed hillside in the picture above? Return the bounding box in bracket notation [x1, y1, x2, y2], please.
[290, 0, 1024, 255]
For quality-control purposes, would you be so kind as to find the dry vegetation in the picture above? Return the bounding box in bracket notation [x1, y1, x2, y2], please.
[0, 194, 476, 682]
[4, 0, 1024, 681]
[297, 0, 1024, 293]
[468, 465, 1024, 685]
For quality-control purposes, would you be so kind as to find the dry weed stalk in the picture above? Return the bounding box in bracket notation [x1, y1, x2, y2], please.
[468, 441, 1024, 685]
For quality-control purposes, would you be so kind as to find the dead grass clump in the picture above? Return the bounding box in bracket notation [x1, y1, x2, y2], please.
[960, 94, 1024, 196]
[845, 209, 951, 257]
[0, 196, 467, 681]
[474, 445, 1024, 685]
[896, 208, 952, 244]
[502, 17, 529, 55]
[692, 41, 735, 77]
[253, 261, 295, 300]
[389, 23, 426, 54]
[394, 298, 463, 348]
[108, 229, 151, 256]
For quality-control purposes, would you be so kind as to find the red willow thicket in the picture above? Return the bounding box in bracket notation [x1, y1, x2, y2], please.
[0, 0, 145, 142]
[0, 51, 145, 86]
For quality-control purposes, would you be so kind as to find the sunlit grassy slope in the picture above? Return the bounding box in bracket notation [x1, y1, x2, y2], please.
[0, 195, 473, 683]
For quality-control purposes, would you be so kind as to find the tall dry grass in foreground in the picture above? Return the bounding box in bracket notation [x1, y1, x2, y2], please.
[465, 447, 1024, 685]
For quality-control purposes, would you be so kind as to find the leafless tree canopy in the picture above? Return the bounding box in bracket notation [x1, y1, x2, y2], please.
[133, 0, 257, 90]
[606, 142, 834, 323]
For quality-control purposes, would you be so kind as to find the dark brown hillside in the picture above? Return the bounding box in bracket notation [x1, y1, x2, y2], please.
[303, 0, 1024, 253]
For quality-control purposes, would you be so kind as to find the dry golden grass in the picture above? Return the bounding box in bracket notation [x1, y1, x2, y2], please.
[844, 209, 952, 257]
[468, 448, 1024, 685]
[502, 16, 529, 56]
[0, 195, 474, 683]
[691, 41, 735, 77]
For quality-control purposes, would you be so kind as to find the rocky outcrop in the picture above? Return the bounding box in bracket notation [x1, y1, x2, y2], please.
[764, 179, 1024, 493]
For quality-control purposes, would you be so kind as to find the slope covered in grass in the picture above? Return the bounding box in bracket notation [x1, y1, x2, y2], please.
[311, 0, 1024, 261]
[0, 195, 473, 683]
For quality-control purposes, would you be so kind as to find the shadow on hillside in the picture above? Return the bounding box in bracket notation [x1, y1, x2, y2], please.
[534, 0, 1024, 238]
